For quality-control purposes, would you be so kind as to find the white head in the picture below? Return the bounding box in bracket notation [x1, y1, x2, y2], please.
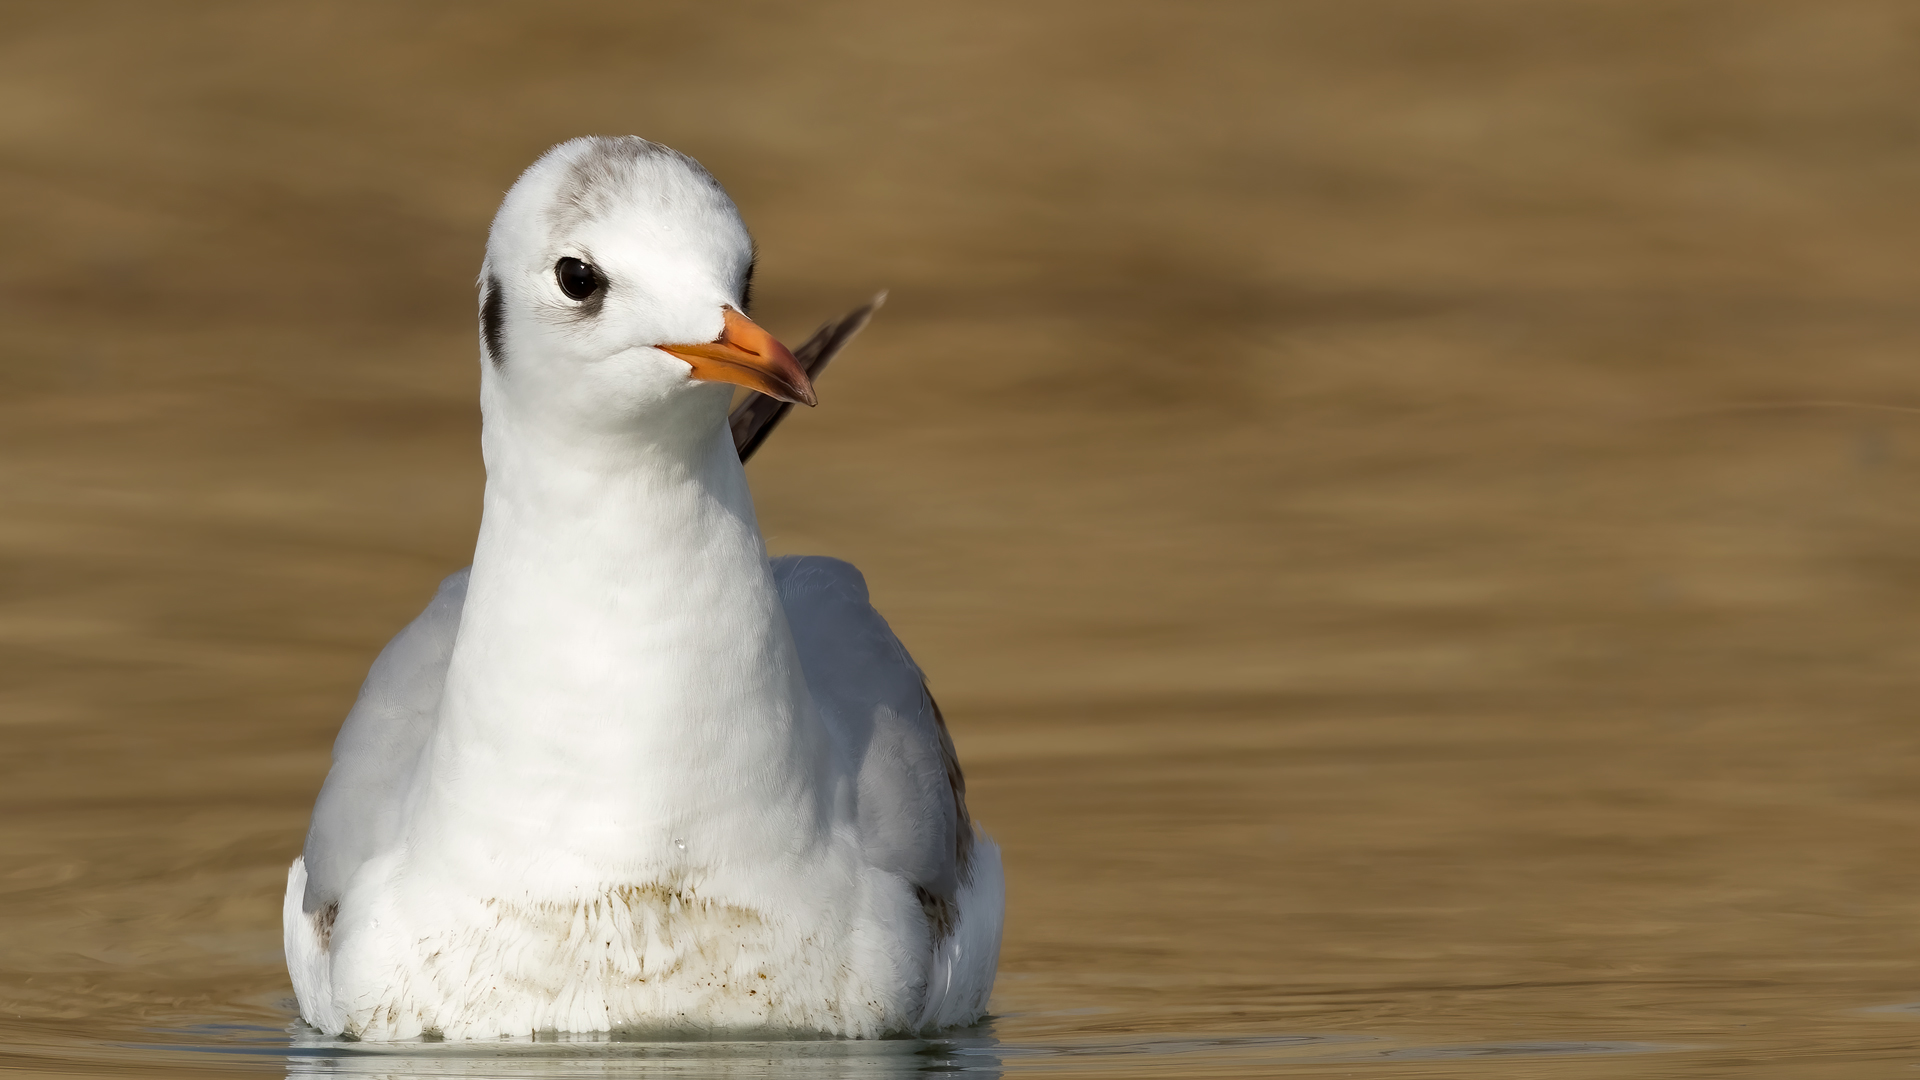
[477, 136, 811, 447]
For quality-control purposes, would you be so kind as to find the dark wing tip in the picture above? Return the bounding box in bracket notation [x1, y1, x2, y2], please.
[730, 292, 887, 462]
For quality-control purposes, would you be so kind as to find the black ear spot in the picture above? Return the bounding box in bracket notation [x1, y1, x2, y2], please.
[481, 274, 506, 367]
[740, 255, 757, 315]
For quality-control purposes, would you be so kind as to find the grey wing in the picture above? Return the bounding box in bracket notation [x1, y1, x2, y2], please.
[299, 568, 469, 914]
[772, 556, 974, 935]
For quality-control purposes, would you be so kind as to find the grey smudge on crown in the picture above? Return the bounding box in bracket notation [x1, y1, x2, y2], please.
[481, 273, 506, 366]
[547, 135, 728, 236]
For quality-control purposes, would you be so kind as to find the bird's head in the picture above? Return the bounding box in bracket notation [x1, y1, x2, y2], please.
[476, 136, 811, 441]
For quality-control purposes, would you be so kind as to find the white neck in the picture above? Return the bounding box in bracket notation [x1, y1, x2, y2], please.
[403, 384, 835, 892]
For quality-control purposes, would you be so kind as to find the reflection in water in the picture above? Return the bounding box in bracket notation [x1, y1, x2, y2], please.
[282, 1037, 1003, 1080]
[114, 1024, 1687, 1078]
[273, 1035, 1689, 1078]
[149, 1024, 1010, 1080]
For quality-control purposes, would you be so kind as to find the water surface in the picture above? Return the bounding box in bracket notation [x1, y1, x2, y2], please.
[3, 2, 1920, 1076]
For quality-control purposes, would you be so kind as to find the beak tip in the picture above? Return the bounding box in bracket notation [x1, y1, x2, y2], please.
[666, 309, 817, 408]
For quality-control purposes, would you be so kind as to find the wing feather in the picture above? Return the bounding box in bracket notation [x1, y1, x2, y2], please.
[299, 569, 468, 913]
[730, 294, 885, 461]
[772, 555, 972, 933]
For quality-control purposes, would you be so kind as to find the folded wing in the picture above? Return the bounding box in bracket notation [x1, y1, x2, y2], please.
[299, 569, 468, 917]
[772, 555, 974, 934]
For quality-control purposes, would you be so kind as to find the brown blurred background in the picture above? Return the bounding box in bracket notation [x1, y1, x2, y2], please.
[3, 2, 1920, 1076]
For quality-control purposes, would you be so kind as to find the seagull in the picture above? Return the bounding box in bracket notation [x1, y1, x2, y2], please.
[281, 136, 1003, 1041]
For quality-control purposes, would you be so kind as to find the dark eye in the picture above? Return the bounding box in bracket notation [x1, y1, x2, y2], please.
[555, 257, 602, 301]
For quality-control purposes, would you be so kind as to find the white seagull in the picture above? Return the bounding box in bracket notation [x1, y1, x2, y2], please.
[282, 136, 1004, 1040]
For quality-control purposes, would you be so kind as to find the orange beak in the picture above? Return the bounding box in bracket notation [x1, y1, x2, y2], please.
[658, 308, 816, 407]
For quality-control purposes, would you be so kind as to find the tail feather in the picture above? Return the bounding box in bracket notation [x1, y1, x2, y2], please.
[283, 857, 343, 1034]
[915, 829, 1005, 1032]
